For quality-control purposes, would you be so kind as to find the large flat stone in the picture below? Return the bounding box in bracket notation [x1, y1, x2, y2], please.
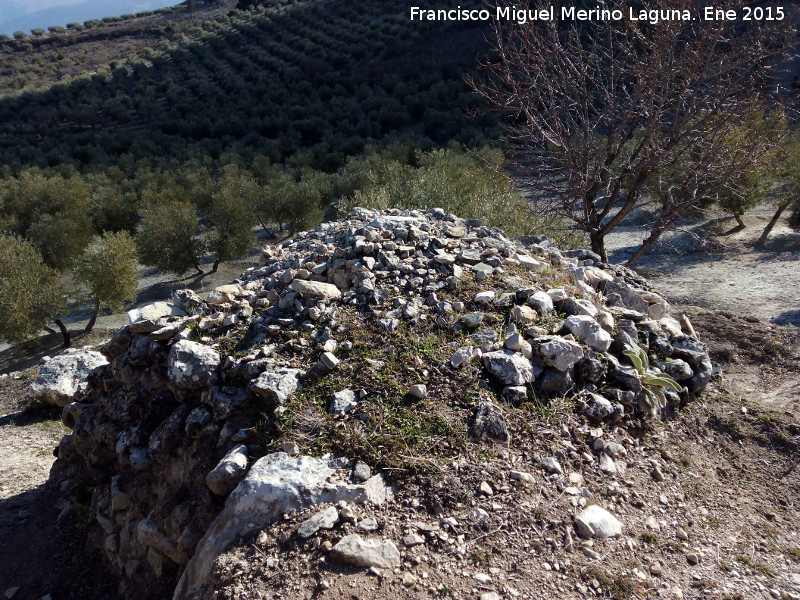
[173, 453, 394, 599]
[330, 534, 401, 569]
[128, 302, 186, 324]
[289, 279, 342, 300]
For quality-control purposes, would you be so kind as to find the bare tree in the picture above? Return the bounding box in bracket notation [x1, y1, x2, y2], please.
[471, 0, 797, 265]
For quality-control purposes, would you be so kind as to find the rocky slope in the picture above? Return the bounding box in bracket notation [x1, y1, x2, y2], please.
[44, 207, 720, 600]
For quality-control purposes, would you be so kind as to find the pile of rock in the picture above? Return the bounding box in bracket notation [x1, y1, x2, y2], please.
[44, 207, 712, 599]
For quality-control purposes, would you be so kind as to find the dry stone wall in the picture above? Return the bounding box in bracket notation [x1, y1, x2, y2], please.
[46, 208, 711, 599]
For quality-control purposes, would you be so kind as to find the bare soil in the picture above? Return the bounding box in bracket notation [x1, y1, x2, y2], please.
[211, 381, 800, 600]
[0, 372, 86, 599]
[606, 204, 800, 327]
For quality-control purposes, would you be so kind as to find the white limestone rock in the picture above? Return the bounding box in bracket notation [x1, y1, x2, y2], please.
[128, 301, 186, 324]
[482, 351, 534, 385]
[297, 506, 340, 539]
[168, 340, 220, 390]
[527, 291, 554, 314]
[510, 305, 538, 325]
[535, 337, 584, 372]
[205, 445, 249, 496]
[206, 284, 242, 305]
[329, 389, 357, 415]
[330, 534, 401, 569]
[249, 369, 302, 406]
[290, 279, 342, 300]
[450, 346, 477, 368]
[29, 349, 108, 407]
[564, 315, 612, 352]
[574, 505, 623, 539]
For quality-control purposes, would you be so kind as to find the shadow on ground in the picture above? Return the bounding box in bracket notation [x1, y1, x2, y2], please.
[774, 310, 800, 328]
[0, 329, 117, 375]
[0, 403, 61, 428]
[0, 482, 117, 599]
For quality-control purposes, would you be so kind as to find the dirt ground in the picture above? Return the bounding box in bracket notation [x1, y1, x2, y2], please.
[210, 377, 800, 600]
[205, 290, 800, 600]
[606, 204, 800, 327]
[0, 208, 798, 599]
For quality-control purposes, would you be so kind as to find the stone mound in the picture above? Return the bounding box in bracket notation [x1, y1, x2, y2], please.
[45, 208, 711, 599]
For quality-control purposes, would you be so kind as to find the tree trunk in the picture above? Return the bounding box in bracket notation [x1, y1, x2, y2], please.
[54, 318, 71, 348]
[84, 297, 100, 333]
[211, 257, 221, 273]
[191, 256, 204, 276]
[625, 227, 666, 267]
[589, 230, 608, 262]
[756, 200, 789, 248]
[734, 212, 745, 228]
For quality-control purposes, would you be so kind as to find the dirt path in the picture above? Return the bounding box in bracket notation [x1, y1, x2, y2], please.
[606, 204, 800, 326]
[0, 373, 69, 598]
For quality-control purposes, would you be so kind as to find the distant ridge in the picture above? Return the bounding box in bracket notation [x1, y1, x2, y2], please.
[0, 0, 179, 36]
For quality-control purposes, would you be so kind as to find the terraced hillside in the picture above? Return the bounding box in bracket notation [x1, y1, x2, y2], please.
[0, 1, 236, 95]
[0, 0, 496, 172]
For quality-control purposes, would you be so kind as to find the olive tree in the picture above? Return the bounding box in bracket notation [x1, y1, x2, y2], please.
[256, 167, 327, 236]
[87, 169, 138, 233]
[757, 132, 800, 246]
[0, 170, 93, 269]
[206, 165, 258, 272]
[0, 234, 70, 347]
[74, 231, 139, 332]
[136, 200, 205, 275]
